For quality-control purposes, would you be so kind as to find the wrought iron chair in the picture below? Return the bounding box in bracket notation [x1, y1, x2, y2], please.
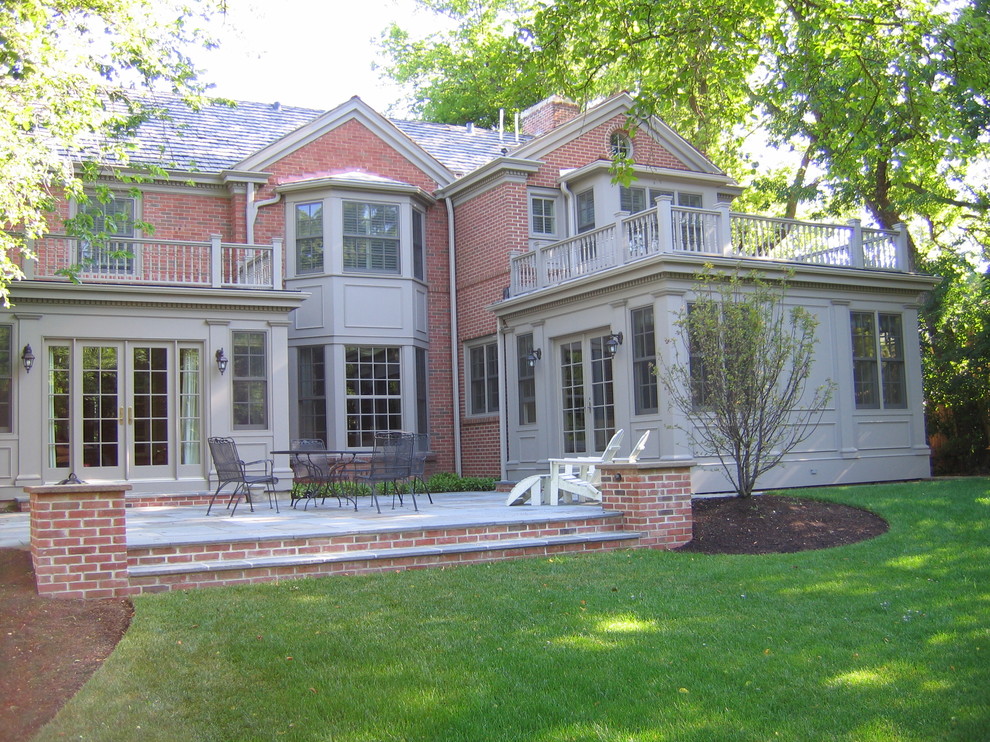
[206, 437, 279, 516]
[289, 439, 358, 510]
[351, 431, 417, 513]
[406, 433, 434, 505]
[288, 439, 326, 509]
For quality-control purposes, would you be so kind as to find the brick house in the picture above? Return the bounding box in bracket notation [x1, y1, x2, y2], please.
[0, 93, 935, 499]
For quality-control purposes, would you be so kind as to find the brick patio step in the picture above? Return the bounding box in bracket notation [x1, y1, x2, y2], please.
[128, 531, 640, 577]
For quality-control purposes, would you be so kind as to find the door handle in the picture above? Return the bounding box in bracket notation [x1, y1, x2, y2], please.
[118, 406, 124, 424]
[127, 407, 133, 425]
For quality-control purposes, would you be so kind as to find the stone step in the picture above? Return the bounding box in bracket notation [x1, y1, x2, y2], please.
[128, 530, 643, 578]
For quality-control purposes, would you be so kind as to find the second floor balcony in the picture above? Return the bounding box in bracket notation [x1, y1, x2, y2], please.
[20, 234, 284, 290]
[508, 197, 911, 298]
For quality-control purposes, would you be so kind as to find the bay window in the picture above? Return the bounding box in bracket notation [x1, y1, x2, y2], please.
[343, 201, 400, 273]
[295, 201, 324, 273]
[345, 346, 402, 446]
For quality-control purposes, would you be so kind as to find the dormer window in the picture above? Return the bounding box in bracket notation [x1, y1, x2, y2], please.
[609, 131, 632, 160]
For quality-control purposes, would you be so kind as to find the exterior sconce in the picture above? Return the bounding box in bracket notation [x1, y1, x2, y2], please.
[527, 348, 542, 367]
[21, 344, 35, 373]
[215, 348, 229, 375]
[605, 332, 624, 358]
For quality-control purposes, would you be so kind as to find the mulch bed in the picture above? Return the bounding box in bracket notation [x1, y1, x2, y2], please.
[0, 549, 133, 742]
[677, 493, 888, 554]
[0, 493, 886, 740]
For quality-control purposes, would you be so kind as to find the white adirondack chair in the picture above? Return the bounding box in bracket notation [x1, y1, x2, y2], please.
[506, 430, 625, 507]
[549, 429, 625, 505]
[624, 430, 651, 463]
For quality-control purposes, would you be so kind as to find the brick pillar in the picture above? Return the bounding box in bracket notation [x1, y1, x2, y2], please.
[26, 483, 133, 600]
[598, 461, 694, 549]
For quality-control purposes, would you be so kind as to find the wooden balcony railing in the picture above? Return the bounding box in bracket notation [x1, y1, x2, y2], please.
[508, 197, 910, 297]
[20, 234, 283, 290]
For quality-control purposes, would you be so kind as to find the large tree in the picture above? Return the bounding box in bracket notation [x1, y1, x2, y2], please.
[380, 0, 989, 244]
[379, 0, 990, 473]
[0, 0, 221, 306]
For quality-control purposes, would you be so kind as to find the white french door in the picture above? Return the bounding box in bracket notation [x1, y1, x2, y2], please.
[558, 332, 616, 455]
[45, 341, 203, 481]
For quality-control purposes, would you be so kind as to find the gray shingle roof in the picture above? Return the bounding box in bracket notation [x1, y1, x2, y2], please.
[122, 93, 523, 179]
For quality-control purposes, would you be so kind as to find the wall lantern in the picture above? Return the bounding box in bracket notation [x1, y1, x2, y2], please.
[21, 344, 35, 373]
[605, 331, 624, 358]
[527, 348, 542, 367]
[215, 348, 229, 375]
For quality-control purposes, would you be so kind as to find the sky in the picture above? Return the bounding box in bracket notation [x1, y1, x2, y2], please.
[194, 0, 435, 115]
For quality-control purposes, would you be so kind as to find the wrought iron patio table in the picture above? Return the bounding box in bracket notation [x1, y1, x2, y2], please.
[271, 449, 370, 511]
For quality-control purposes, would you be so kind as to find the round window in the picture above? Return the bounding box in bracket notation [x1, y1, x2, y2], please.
[609, 131, 632, 159]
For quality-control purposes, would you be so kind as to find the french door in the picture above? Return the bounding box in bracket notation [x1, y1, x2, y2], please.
[558, 332, 616, 455]
[46, 341, 203, 481]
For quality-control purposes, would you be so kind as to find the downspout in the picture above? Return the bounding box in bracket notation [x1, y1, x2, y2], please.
[498, 320, 508, 483]
[247, 185, 282, 245]
[445, 196, 463, 475]
[559, 178, 574, 236]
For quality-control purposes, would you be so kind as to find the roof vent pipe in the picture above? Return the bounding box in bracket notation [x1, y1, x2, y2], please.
[465, 121, 474, 134]
[514, 112, 520, 143]
[499, 108, 504, 141]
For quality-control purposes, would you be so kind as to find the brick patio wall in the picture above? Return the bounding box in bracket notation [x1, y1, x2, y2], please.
[598, 461, 695, 548]
[26, 483, 134, 600]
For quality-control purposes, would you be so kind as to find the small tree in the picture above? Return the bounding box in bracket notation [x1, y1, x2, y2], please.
[659, 267, 834, 498]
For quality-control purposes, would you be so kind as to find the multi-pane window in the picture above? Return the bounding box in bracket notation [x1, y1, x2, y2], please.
[609, 131, 632, 159]
[342, 201, 400, 273]
[232, 332, 268, 429]
[531, 196, 557, 237]
[345, 346, 402, 446]
[295, 201, 324, 274]
[0, 326, 11, 432]
[469, 341, 499, 415]
[517, 333, 536, 425]
[48, 346, 70, 469]
[76, 195, 135, 273]
[412, 209, 425, 280]
[620, 187, 647, 214]
[132, 346, 169, 467]
[178, 348, 201, 465]
[631, 307, 658, 414]
[576, 189, 596, 233]
[850, 312, 907, 409]
[298, 345, 327, 443]
[621, 188, 703, 214]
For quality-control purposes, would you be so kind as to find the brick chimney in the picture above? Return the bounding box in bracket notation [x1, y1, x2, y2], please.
[520, 95, 581, 137]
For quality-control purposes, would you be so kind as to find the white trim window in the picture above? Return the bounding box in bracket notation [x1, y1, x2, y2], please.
[530, 194, 559, 238]
[343, 201, 400, 274]
[609, 131, 632, 159]
[621, 187, 704, 213]
[75, 194, 137, 274]
[631, 307, 658, 414]
[468, 340, 499, 416]
[576, 188, 596, 233]
[232, 331, 269, 429]
[345, 346, 402, 446]
[850, 311, 907, 409]
[294, 201, 324, 274]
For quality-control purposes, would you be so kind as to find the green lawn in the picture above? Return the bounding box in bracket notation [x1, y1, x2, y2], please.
[37, 479, 990, 742]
